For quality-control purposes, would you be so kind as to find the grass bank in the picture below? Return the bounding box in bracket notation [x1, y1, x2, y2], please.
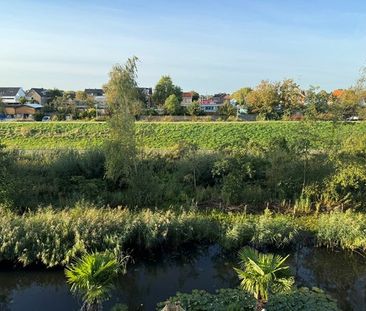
[1, 121, 365, 150]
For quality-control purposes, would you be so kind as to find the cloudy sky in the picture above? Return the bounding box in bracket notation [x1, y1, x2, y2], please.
[1, 0, 366, 93]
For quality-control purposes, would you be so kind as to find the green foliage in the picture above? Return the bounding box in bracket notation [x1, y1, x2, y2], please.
[251, 210, 299, 248]
[164, 94, 181, 115]
[2, 207, 366, 268]
[104, 57, 140, 184]
[2, 121, 366, 151]
[316, 211, 366, 251]
[231, 87, 252, 105]
[152, 75, 182, 106]
[246, 81, 280, 118]
[156, 287, 339, 311]
[187, 101, 203, 116]
[0, 145, 12, 207]
[156, 288, 255, 311]
[234, 247, 294, 302]
[65, 252, 127, 309]
[217, 100, 236, 120]
[267, 287, 339, 311]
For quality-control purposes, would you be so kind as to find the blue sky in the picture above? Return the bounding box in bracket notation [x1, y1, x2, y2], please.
[1, 0, 366, 94]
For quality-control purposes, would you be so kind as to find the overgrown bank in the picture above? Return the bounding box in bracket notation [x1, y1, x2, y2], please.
[0, 206, 364, 267]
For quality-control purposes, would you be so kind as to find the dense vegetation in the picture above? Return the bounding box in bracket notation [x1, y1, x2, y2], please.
[0, 206, 365, 267]
[1, 120, 366, 150]
[156, 287, 339, 311]
[3, 122, 366, 212]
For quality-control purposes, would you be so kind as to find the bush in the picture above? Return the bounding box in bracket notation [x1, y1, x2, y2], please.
[316, 211, 366, 251]
[156, 287, 339, 311]
[267, 287, 339, 310]
[156, 288, 255, 311]
[251, 210, 299, 248]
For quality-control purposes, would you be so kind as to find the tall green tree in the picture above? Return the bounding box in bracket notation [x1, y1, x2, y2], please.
[246, 81, 280, 119]
[187, 100, 203, 116]
[152, 75, 182, 106]
[0, 144, 11, 207]
[234, 247, 294, 311]
[104, 57, 142, 184]
[305, 86, 329, 118]
[164, 94, 181, 115]
[231, 87, 252, 105]
[218, 100, 236, 120]
[278, 79, 304, 117]
[191, 91, 200, 101]
[65, 252, 128, 311]
[334, 89, 361, 119]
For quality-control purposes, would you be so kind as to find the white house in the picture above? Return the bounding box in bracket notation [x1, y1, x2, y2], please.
[0, 87, 26, 104]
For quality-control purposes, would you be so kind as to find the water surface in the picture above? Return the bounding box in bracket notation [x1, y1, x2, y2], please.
[0, 246, 365, 311]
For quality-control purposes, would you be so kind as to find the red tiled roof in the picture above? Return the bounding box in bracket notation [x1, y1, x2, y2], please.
[332, 89, 344, 98]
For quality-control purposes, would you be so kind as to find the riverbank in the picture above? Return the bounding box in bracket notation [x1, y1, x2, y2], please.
[1, 206, 365, 268]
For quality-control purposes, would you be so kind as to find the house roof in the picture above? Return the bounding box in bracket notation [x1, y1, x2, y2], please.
[332, 89, 344, 98]
[182, 92, 193, 98]
[28, 88, 49, 97]
[85, 89, 104, 96]
[25, 103, 43, 109]
[0, 87, 22, 97]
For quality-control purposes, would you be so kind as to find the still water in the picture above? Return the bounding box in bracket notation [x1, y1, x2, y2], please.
[0, 246, 365, 311]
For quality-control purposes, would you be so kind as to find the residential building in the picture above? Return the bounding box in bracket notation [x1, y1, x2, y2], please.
[199, 96, 221, 113]
[0, 87, 26, 104]
[85, 88, 104, 97]
[5, 103, 42, 119]
[212, 93, 229, 105]
[26, 88, 50, 105]
[199, 93, 230, 114]
[85, 88, 107, 108]
[181, 92, 193, 107]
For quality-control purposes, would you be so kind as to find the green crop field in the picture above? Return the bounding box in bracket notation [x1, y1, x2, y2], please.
[0, 121, 365, 150]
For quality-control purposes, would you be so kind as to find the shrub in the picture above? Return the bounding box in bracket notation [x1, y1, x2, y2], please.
[251, 209, 299, 248]
[316, 211, 366, 251]
[156, 288, 255, 311]
[267, 287, 339, 310]
[156, 287, 339, 311]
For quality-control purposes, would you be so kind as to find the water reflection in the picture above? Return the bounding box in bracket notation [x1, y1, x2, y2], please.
[0, 246, 365, 310]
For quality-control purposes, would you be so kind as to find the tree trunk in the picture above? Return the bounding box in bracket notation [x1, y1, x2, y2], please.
[81, 301, 102, 311]
[256, 299, 267, 311]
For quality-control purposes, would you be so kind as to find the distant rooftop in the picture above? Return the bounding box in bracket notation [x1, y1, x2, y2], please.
[85, 88, 104, 96]
[28, 88, 49, 97]
[0, 87, 22, 97]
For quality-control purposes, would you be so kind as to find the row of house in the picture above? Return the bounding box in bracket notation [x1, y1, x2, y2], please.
[0, 87, 108, 119]
[0, 85, 234, 119]
[181, 92, 233, 113]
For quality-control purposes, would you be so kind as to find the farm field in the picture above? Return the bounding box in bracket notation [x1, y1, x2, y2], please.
[0, 121, 365, 150]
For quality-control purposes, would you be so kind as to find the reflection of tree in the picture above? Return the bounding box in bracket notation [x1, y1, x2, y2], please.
[210, 250, 237, 288]
[0, 269, 67, 311]
[290, 247, 366, 311]
[0, 292, 11, 311]
[113, 245, 215, 310]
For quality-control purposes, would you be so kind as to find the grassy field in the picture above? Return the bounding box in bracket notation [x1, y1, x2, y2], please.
[1, 121, 365, 150]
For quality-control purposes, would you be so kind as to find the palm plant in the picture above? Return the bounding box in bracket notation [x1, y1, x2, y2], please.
[65, 252, 129, 311]
[234, 247, 294, 311]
